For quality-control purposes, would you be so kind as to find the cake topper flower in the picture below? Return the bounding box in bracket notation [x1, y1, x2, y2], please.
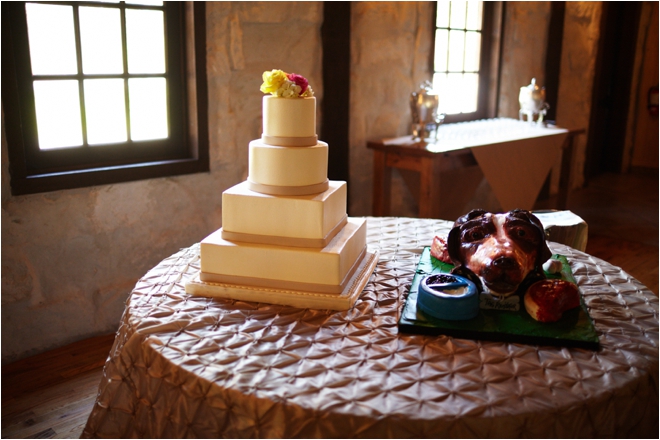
[260, 69, 314, 98]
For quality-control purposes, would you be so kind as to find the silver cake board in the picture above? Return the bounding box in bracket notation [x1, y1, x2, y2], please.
[185, 250, 379, 310]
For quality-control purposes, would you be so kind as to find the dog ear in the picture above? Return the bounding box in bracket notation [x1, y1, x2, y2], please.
[537, 237, 552, 266]
[526, 211, 552, 265]
[447, 225, 462, 266]
[457, 209, 487, 225]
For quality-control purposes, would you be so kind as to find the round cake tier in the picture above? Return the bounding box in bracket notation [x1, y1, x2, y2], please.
[262, 96, 316, 146]
[248, 140, 328, 195]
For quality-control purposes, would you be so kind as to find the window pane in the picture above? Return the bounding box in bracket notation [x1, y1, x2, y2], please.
[126, 9, 166, 74]
[464, 31, 481, 72]
[433, 73, 452, 113]
[434, 29, 449, 72]
[84, 79, 127, 145]
[436, 1, 450, 28]
[129, 78, 168, 141]
[449, 1, 467, 29]
[466, 1, 483, 31]
[33, 80, 83, 149]
[448, 30, 465, 72]
[79, 7, 123, 74]
[433, 72, 479, 115]
[460, 73, 479, 113]
[25, 3, 77, 75]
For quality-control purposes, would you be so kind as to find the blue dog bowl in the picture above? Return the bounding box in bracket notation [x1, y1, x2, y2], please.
[417, 274, 479, 321]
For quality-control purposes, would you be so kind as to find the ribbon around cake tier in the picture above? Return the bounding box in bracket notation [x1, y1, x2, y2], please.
[247, 179, 330, 196]
[261, 134, 319, 147]
[221, 215, 348, 249]
[199, 247, 367, 294]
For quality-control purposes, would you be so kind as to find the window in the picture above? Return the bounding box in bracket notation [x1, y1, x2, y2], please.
[432, 0, 499, 122]
[2, 1, 208, 195]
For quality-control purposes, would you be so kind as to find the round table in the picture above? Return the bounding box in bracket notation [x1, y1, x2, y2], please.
[82, 217, 658, 438]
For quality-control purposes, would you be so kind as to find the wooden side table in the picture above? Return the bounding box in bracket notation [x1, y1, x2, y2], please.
[367, 121, 584, 218]
[368, 138, 477, 219]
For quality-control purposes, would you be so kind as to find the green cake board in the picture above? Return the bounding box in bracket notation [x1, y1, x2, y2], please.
[398, 247, 600, 350]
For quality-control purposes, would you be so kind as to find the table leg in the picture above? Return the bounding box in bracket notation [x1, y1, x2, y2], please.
[372, 150, 391, 216]
[419, 156, 440, 219]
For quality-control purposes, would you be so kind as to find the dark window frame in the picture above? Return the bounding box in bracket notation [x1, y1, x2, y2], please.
[431, 0, 499, 124]
[2, 1, 208, 196]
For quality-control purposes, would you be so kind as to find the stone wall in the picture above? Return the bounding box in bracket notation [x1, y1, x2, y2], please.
[497, 3, 552, 119]
[348, 2, 435, 217]
[1, 2, 323, 364]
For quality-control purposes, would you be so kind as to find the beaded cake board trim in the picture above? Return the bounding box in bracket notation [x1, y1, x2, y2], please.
[185, 250, 379, 310]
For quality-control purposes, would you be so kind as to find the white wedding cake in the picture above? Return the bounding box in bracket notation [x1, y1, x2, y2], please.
[186, 70, 378, 310]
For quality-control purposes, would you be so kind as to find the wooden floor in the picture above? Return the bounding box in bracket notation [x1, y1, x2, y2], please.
[1, 334, 115, 439]
[2, 171, 657, 439]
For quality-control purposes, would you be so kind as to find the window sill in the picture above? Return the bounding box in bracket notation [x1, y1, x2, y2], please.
[10, 157, 209, 196]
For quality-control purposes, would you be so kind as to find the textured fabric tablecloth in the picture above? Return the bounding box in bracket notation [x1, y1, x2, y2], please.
[82, 217, 658, 438]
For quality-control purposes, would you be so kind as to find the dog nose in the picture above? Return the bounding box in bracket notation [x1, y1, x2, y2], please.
[492, 256, 517, 269]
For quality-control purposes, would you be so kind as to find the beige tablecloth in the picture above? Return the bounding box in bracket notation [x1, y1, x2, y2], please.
[82, 217, 658, 438]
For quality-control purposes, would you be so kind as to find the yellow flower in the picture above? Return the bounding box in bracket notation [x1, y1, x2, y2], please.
[260, 69, 288, 95]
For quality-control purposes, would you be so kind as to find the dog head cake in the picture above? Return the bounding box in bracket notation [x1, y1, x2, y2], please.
[447, 209, 551, 298]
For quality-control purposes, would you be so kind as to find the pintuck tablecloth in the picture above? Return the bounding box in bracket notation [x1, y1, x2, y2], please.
[82, 217, 659, 438]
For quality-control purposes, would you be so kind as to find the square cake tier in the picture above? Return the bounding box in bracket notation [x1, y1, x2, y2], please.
[221, 180, 347, 247]
[200, 217, 367, 294]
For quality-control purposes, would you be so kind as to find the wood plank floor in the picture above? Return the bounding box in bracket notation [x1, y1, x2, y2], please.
[2, 171, 657, 439]
[2, 334, 115, 439]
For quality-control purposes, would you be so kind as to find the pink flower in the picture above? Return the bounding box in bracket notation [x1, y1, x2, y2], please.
[287, 73, 308, 95]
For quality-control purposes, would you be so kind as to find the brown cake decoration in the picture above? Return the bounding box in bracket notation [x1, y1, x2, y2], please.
[524, 279, 580, 322]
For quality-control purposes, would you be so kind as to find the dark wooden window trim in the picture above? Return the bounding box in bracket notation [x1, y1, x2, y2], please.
[2, 1, 208, 196]
[321, 1, 351, 183]
[585, 1, 642, 177]
[543, 2, 565, 124]
[430, 0, 499, 123]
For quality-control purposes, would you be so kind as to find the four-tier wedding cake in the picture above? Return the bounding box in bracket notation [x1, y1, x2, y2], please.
[186, 70, 378, 310]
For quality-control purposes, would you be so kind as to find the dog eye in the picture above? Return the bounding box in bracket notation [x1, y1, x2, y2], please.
[509, 226, 539, 244]
[463, 227, 487, 242]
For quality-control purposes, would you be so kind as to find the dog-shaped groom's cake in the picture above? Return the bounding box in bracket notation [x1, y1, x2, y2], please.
[428, 209, 581, 323]
[446, 209, 551, 298]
